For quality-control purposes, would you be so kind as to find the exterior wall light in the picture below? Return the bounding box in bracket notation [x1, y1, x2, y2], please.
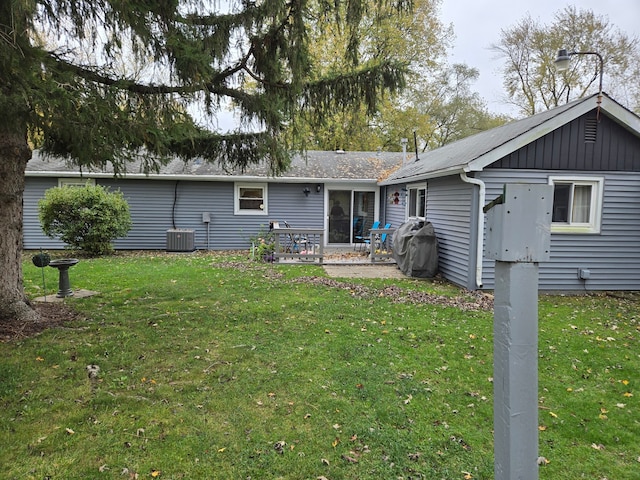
[316, 184, 322, 193]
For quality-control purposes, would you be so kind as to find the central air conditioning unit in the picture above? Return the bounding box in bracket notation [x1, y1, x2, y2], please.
[166, 229, 195, 252]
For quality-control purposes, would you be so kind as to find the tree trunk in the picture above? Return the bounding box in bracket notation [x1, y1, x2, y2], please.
[0, 128, 40, 324]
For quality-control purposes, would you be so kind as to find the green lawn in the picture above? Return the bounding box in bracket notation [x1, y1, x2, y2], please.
[1, 252, 637, 479]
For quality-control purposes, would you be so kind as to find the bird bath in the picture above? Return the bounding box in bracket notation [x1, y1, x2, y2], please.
[48, 259, 79, 297]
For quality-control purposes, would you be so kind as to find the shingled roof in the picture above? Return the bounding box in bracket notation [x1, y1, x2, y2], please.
[27, 149, 404, 183]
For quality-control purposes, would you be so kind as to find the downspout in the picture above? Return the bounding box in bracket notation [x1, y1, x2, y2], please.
[460, 172, 485, 289]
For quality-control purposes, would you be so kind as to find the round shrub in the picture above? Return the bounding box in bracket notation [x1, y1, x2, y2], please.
[38, 185, 132, 256]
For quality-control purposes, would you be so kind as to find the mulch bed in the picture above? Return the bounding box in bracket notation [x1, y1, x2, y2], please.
[0, 302, 84, 342]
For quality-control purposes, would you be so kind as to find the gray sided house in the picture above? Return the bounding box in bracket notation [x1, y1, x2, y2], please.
[24, 150, 403, 252]
[380, 93, 640, 292]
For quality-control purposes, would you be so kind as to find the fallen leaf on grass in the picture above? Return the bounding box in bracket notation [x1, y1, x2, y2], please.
[65, 428, 75, 435]
[591, 443, 605, 450]
[120, 468, 138, 479]
[537, 456, 550, 465]
[151, 470, 161, 477]
[342, 454, 358, 463]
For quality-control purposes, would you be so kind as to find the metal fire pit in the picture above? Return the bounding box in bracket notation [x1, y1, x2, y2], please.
[48, 259, 79, 297]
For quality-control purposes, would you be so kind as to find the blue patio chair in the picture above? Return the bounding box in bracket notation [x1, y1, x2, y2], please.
[376, 223, 392, 251]
[283, 221, 308, 253]
[356, 220, 380, 251]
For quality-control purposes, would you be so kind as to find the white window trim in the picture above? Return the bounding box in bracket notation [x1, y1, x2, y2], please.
[234, 182, 268, 215]
[405, 183, 426, 220]
[548, 175, 603, 234]
[58, 178, 95, 187]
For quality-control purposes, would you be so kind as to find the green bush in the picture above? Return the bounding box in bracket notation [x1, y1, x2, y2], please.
[248, 225, 275, 262]
[38, 185, 132, 256]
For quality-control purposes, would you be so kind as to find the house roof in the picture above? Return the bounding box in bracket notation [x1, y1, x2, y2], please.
[379, 93, 640, 185]
[26, 149, 404, 184]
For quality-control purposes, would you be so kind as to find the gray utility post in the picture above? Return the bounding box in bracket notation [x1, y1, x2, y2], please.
[485, 183, 553, 480]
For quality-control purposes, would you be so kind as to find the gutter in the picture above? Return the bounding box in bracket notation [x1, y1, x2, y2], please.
[460, 172, 485, 289]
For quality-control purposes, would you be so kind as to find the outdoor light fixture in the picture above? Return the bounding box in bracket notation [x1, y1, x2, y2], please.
[316, 184, 322, 193]
[554, 48, 604, 110]
[303, 186, 311, 197]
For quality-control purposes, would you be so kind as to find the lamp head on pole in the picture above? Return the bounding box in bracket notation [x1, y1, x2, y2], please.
[554, 47, 605, 115]
[554, 49, 572, 71]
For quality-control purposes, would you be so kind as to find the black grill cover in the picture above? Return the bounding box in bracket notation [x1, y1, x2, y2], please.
[392, 221, 438, 278]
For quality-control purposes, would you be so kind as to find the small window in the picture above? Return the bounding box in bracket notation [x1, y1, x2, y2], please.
[549, 176, 603, 233]
[407, 185, 426, 218]
[58, 178, 95, 188]
[235, 183, 267, 215]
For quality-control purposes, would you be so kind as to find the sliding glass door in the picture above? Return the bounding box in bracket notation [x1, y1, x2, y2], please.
[328, 189, 375, 244]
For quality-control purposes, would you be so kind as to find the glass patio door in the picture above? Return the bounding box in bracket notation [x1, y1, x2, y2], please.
[328, 190, 351, 243]
[328, 190, 375, 244]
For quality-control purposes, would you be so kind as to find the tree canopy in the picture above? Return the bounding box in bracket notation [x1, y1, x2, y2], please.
[0, 0, 411, 324]
[491, 5, 640, 116]
[1, 0, 411, 174]
[289, 0, 507, 152]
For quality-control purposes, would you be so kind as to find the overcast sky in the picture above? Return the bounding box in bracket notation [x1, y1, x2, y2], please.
[439, 0, 640, 116]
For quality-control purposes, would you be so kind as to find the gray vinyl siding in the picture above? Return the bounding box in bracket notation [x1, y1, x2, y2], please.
[24, 178, 65, 249]
[383, 185, 408, 230]
[24, 178, 325, 251]
[425, 176, 474, 289]
[477, 169, 640, 291]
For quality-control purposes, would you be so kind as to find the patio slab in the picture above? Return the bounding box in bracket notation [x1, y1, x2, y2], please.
[32, 289, 99, 303]
[322, 264, 406, 279]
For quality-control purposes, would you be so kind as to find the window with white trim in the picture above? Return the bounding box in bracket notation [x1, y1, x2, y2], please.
[407, 185, 426, 218]
[235, 183, 267, 215]
[549, 176, 603, 233]
[58, 178, 95, 188]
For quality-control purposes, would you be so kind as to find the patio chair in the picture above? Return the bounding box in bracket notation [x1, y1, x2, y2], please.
[355, 220, 380, 251]
[283, 221, 308, 253]
[374, 223, 392, 252]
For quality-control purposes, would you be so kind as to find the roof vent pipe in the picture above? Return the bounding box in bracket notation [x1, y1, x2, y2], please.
[401, 138, 408, 164]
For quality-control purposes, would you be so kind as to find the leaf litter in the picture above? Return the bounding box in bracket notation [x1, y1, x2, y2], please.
[292, 276, 493, 311]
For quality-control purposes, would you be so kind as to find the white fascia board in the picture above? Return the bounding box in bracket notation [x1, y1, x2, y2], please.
[600, 96, 640, 134]
[378, 165, 466, 185]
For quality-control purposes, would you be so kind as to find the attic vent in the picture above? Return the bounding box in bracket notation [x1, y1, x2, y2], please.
[584, 116, 598, 143]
